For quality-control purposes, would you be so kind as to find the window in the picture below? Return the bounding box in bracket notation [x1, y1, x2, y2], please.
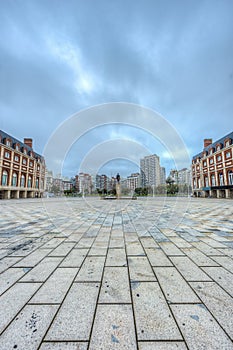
[219, 173, 224, 186]
[217, 146, 220, 151]
[24, 149, 27, 155]
[205, 177, 209, 187]
[6, 140, 11, 146]
[2, 170, 8, 186]
[27, 176, 32, 188]
[228, 171, 233, 185]
[209, 149, 213, 155]
[37, 165, 40, 171]
[4, 151, 10, 159]
[225, 140, 230, 147]
[12, 172, 17, 187]
[193, 180, 196, 189]
[20, 174, 25, 187]
[36, 178, 39, 188]
[203, 161, 207, 167]
[209, 159, 214, 164]
[14, 155, 19, 162]
[198, 178, 201, 188]
[22, 158, 27, 165]
[15, 144, 19, 151]
[29, 161, 33, 167]
[211, 174, 216, 186]
[226, 151, 231, 159]
[217, 155, 222, 161]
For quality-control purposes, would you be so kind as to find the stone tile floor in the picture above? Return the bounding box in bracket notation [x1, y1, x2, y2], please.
[0, 197, 233, 349]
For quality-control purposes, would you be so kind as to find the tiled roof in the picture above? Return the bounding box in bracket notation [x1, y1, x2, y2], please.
[193, 131, 233, 160]
[0, 129, 43, 160]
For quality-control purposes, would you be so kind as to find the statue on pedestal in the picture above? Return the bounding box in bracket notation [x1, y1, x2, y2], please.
[116, 173, 121, 199]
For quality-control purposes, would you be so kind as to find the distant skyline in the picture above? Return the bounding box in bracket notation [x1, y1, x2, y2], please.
[1, 1, 233, 177]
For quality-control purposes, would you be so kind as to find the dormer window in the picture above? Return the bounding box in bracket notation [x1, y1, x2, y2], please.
[6, 139, 11, 147]
[209, 149, 213, 155]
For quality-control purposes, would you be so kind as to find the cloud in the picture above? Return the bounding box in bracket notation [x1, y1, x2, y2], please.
[1, 0, 233, 178]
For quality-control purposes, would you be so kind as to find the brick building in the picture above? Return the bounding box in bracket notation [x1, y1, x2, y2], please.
[192, 132, 233, 198]
[0, 130, 45, 199]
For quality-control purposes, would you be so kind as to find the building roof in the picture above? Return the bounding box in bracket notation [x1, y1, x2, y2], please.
[193, 131, 233, 160]
[0, 129, 43, 160]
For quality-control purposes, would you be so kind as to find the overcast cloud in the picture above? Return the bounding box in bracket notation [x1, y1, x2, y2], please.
[1, 0, 233, 178]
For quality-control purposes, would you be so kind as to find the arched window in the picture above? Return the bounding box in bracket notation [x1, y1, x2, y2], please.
[12, 172, 17, 186]
[219, 173, 224, 186]
[36, 178, 39, 189]
[211, 174, 216, 186]
[28, 176, 32, 188]
[20, 174, 25, 187]
[228, 171, 233, 185]
[2, 170, 8, 186]
[205, 177, 209, 187]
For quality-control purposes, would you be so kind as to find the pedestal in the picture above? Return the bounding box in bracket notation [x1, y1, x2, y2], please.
[116, 183, 121, 199]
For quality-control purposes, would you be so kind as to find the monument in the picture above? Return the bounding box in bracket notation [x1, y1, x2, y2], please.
[116, 173, 121, 199]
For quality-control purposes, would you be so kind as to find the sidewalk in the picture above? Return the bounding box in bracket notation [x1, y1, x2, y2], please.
[0, 197, 233, 349]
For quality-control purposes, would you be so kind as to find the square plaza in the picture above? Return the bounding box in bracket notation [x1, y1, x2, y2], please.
[0, 197, 233, 349]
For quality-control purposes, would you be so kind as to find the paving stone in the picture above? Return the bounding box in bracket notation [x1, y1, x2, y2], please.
[159, 242, 185, 256]
[169, 237, 192, 248]
[126, 241, 145, 256]
[109, 238, 125, 248]
[0, 304, 58, 350]
[89, 304, 137, 350]
[45, 283, 99, 341]
[202, 266, 233, 296]
[171, 304, 233, 350]
[75, 256, 105, 282]
[191, 281, 233, 339]
[49, 243, 75, 256]
[30, 268, 78, 304]
[170, 256, 212, 281]
[139, 237, 159, 248]
[41, 238, 66, 249]
[60, 248, 89, 267]
[220, 248, 233, 258]
[75, 237, 95, 248]
[0, 256, 22, 273]
[132, 281, 182, 340]
[0, 282, 41, 333]
[105, 248, 127, 266]
[154, 267, 200, 303]
[192, 241, 224, 256]
[40, 343, 88, 350]
[88, 246, 108, 255]
[181, 247, 219, 266]
[145, 248, 173, 266]
[99, 267, 131, 303]
[14, 249, 52, 267]
[211, 255, 233, 272]
[138, 342, 187, 349]
[20, 257, 62, 282]
[200, 237, 228, 248]
[0, 267, 26, 295]
[128, 257, 156, 281]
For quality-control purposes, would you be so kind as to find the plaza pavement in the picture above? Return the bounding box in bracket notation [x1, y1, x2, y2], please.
[0, 196, 233, 350]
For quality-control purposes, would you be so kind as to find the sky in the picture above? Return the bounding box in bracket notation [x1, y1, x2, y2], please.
[1, 0, 233, 178]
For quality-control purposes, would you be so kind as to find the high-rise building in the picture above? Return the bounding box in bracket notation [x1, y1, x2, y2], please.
[0, 130, 45, 199]
[169, 168, 191, 185]
[140, 154, 161, 188]
[127, 173, 140, 191]
[75, 173, 92, 194]
[192, 132, 233, 198]
[160, 167, 166, 185]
